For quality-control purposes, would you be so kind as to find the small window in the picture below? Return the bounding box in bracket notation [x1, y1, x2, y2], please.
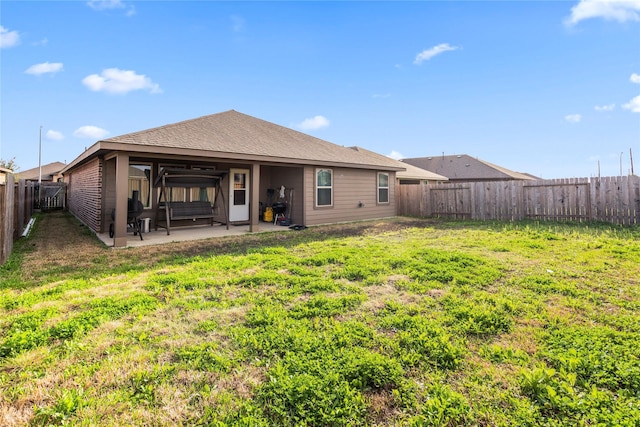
[128, 164, 152, 208]
[316, 169, 333, 207]
[377, 172, 389, 204]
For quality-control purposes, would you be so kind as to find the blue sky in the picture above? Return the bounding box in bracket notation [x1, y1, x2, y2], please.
[1, 0, 639, 178]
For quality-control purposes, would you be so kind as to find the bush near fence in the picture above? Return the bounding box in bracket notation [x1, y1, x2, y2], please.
[396, 175, 640, 226]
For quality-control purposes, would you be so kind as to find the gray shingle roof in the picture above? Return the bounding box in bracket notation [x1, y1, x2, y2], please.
[402, 155, 537, 181]
[100, 110, 402, 170]
[16, 161, 67, 181]
[348, 147, 448, 181]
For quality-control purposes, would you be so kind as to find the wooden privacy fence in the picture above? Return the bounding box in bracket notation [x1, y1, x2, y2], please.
[396, 175, 640, 226]
[0, 175, 36, 265]
[0, 170, 15, 265]
[37, 182, 66, 210]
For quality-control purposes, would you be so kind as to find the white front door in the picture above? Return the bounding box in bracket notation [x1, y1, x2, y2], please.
[229, 168, 250, 222]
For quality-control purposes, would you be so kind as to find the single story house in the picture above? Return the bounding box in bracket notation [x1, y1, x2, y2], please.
[17, 161, 67, 182]
[61, 110, 405, 247]
[401, 154, 538, 183]
[348, 147, 448, 184]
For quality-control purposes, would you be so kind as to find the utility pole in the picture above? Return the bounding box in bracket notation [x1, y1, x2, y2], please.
[38, 125, 42, 209]
[620, 151, 623, 176]
[38, 126, 42, 184]
[631, 147, 635, 176]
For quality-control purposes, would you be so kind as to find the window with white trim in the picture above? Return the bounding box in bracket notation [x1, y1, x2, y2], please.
[316, 168, 333, 207]
[377, 172, 389, 204]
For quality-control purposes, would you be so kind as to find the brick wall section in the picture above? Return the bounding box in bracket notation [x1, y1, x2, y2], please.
[67, 158, 102, 232]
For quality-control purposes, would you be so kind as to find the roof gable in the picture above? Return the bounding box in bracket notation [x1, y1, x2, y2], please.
[99, 110, 401, 170]
[348, 147, 448, 181]
[402, 155, 536, 180]
[16, 161, 67, 181]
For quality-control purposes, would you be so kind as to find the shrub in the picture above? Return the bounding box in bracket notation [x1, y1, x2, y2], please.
[258, 364, 367, 426]
[408, 383, 472, 426]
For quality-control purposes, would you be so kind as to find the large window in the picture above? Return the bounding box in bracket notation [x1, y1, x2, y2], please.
[316, 169, 333, 207]
[128, 164, 151, 208]
[377, 172, 389, 204]
[159, 164, 186, 202]
[190, 167, 216, 206]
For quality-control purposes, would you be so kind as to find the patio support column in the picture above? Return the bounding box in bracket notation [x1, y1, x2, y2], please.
[113, 152, 130, 247]
[249, 163, 260, 232]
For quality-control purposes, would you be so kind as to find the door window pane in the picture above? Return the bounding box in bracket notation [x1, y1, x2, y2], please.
[234, 190, 246, 205]
[234, 173, 246, 189]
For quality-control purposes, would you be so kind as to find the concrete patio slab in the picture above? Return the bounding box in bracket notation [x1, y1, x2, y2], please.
[96, 222, 293, 248]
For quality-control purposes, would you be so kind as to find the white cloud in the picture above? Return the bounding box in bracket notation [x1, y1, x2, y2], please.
[623, 95, 640, 112]
[0, 25, 19, 49]
[388, 150, 404, 160]
[414, 43, 459, 65]
[594, 103, 615, 111]
[631, 73, 640, 84]
[73, 126, 109, 139]
[25, 62, 64, 75]
[297, 115, 330, 131]
[565, 114, 582, 123]
[231, 15, 245, 32]
[87, 0, 135, 16]
[565, 0, 640, 26]
[46, 130, 64, 141]
[82, 68, 162, 94]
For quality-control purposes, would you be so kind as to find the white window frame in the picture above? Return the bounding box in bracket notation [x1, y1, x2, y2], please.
[315, 168, 333, 207]
[377, 172, 390, 204]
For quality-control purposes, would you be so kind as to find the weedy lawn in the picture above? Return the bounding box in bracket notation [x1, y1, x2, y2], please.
[1, 211, 639, 426]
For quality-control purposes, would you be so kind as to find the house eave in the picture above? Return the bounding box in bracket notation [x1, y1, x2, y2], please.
[63, 141, 403, 172]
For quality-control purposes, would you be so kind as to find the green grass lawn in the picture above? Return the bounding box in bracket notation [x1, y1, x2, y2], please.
[1, 212, 639, 426]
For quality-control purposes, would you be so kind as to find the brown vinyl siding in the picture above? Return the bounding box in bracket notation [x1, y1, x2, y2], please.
[67, 158, 102, 232]
[303, 166, 395, 226]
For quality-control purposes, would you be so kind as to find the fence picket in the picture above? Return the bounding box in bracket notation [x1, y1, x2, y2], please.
[397, 175, 640, 225]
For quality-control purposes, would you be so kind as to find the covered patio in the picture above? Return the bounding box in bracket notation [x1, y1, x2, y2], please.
[95, 221, 293, 248]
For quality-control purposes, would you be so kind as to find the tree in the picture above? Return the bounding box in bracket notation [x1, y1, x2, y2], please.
[0, 157, 18, 172]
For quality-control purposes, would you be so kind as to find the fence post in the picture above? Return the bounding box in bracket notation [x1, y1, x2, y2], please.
[0, 169, 15, 265]
[396, 175, 639, 225]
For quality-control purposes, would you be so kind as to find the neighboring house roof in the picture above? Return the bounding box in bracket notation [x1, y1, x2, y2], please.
[16, 161, 67, 181]
[401, 155, 537, 181]
[63, 110, 403, 172]
[348, 147, 448, 181]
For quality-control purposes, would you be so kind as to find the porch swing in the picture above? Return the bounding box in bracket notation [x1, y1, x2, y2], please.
[153, 168, 229, 235]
